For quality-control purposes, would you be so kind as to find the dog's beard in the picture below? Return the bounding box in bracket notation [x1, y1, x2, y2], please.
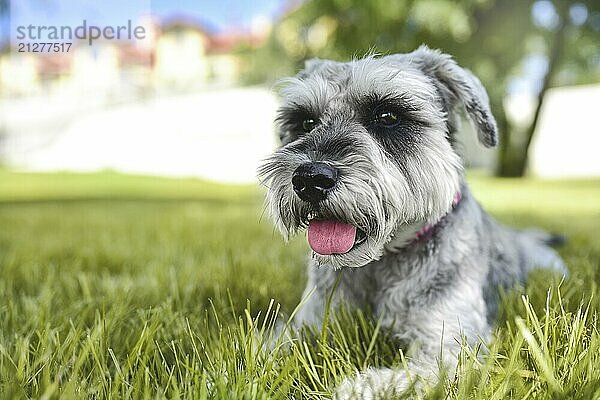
[258, 141, 462, 269]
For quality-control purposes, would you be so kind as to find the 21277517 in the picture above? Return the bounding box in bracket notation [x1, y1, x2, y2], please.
[17, 42, 72, 52]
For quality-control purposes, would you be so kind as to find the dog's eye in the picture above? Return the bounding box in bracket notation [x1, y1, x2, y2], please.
[374, 109, 399, 127]
[301, 118, 317, 132]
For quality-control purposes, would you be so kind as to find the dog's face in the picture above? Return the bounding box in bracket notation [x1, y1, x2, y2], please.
[258, 46, 498, 269]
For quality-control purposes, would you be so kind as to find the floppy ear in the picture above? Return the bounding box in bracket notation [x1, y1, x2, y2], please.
[303, 58, 324, 72]
[297, 58, 325, 78]
[408, 45, 498, 148]
[298, 58, 345, 79]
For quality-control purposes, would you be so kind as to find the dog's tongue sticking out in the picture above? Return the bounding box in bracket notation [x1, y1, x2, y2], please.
[307, 220, 356, 255]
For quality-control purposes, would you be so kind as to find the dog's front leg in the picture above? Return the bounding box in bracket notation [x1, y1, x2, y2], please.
[334, 281, 489, 399]
[333, 350, 444, 400]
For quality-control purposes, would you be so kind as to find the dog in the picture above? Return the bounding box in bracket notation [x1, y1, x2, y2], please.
[258, 45, 567, 399]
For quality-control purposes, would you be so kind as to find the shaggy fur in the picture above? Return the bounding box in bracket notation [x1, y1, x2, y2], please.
[258, 45, 566, 399]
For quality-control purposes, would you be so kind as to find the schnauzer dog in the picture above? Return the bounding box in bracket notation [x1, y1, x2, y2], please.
[258, 45, 566, 399]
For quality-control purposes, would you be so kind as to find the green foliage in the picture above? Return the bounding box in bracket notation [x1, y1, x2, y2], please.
[242, 0, 600, 88]
[241, 0, 600, 176]
[251, 0, 599, 91]
[0, 170, 599, 398]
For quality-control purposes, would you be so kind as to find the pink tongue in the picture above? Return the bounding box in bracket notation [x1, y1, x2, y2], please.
[307, 220, 357, 255]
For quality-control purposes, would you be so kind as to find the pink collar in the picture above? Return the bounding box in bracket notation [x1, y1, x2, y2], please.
[414, 192, 462, 242]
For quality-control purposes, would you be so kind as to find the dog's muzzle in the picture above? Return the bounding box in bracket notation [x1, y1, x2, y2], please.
[291, 162, 338, 203]
[290, 162, 366, 256]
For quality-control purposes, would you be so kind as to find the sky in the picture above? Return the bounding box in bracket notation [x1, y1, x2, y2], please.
[1, 0, 287, 45]
[151, 0, 286, 32]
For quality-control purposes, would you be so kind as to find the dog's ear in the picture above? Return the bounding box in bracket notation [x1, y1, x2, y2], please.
[408, 45, 498, 148]
[298, 58, 344, 79]
[297, 58, 325, 78]
[303, 58, 323, 72]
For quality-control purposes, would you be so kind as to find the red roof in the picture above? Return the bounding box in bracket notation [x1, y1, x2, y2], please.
[207, 30, 265, 54]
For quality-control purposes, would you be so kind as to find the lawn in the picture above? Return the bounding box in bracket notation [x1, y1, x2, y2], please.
[0, 169, 599, 399]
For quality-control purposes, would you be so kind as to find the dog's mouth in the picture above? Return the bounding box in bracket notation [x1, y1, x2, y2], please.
[307, 219, 367, 255]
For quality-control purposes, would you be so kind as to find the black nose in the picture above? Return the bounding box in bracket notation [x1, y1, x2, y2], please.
[292, 162, 338, 203]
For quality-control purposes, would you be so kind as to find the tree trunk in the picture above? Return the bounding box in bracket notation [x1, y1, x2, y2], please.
[495, 105, 522, 177]
[496, 13, 568, 177]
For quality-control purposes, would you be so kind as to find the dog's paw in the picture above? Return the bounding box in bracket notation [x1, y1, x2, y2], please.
[333, 368, 411, 400]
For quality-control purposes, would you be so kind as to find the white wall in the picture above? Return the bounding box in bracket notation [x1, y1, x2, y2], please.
[528, 84, 600, 178]
[1, 87, 279, 183]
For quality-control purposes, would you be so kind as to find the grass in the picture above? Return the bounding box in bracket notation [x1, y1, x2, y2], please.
[0, 169, 599, 399]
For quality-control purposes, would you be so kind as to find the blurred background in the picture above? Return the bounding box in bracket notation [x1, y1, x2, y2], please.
[0, 0, 599, 183]
[0, 3, 599, 396]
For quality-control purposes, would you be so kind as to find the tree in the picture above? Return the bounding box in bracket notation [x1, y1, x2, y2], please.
[242, 0, 600, 177]
[496, 0, 600, 176]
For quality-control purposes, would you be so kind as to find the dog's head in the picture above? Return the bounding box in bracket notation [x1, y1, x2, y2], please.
[258, 45, 497, 269]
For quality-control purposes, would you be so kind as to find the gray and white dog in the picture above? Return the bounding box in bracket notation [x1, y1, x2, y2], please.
[258, 45, 566, 399]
